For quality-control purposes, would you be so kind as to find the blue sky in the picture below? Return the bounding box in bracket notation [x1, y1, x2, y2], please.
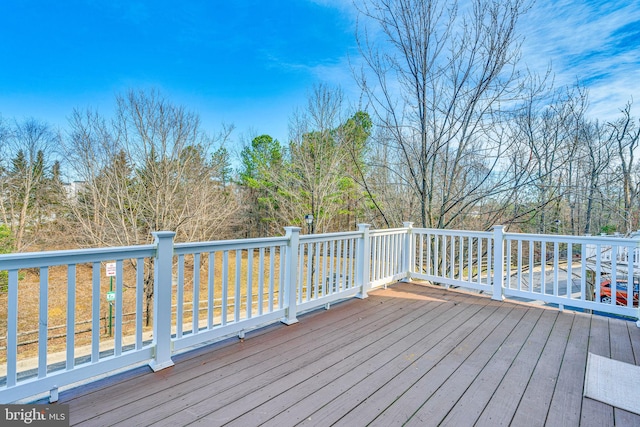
[518, 0, 640, 120]
[1, 0, 639, 148]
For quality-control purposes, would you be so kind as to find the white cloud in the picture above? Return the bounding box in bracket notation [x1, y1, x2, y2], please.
[519, 0, 640, 120]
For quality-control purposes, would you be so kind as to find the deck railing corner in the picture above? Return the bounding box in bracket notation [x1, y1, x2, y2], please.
[282, 227, 301, 325]
[149, 231, 176, 372]
[402, 222, 414, 282]
[492, 225, 505, 301]
[356, 223, 371, 299]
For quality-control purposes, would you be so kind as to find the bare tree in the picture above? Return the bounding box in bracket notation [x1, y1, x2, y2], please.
[285, 85, 351, 232]
[66, 90, 237, 245]
[574, 121, 613, 235]
[518, 85, 583, 233]
[0, 119, 60, 250]
[64, 90, 239, 323]
[609, 101, 640, 233]
[356, 0, 532, 229]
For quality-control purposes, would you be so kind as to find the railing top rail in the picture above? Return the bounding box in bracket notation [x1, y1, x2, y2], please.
[369, 228, 409, 236]
[174, 235, 289, 255]
[504, 232, 640, 246]
[0, 244, 156, 270]
[413, 228, 493, 238]
[299, 230, 362, 243]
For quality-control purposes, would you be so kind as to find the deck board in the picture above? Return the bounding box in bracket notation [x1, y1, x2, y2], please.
[402, 305, 529, 426]
[111, 293, 423, 426]
[367, 303, 513, 426]
[183, 298, 444, 426]
[580, 316, 615, 427]
[55, 282, 640, 427]
[609, 318, 640, 426]
[158, 298, 441, 426]
[629, 321, 640, 364]
[260, 294, 483, 427]
[510, 310, 574, 427]
[225, 295, 457, 426]
[299, 296, 497, 426]
[70, 289, 408, 425]
[438, 308, 543, 426]
[474, 309, 559, 426]
[546, 313, 590, 426]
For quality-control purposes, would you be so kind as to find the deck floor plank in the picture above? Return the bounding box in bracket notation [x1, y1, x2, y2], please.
[181, 298, 450, 426]
[71, 290, 414, 426]
[509, 311, 574, 427]
[66, 292, 392, 422]
[580, 315, 614, 427]
[545, 313, 591, 426]
[474, 309, 560, 426]
[53, 282, 640, 427]
[402, 304, 530, 426]
[109, 295, 430, 426]
[628, 320, 640, 365]
[335, 301, 507, 426]
[608, 317, 640, 426]
[438, 308, 543, 426]
[298, 296, 498, 426]
[260, 294, 488, 427]
[221, 296, 460, 426]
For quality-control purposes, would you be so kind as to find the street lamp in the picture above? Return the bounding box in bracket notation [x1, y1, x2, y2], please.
[304, 214, 314, 234]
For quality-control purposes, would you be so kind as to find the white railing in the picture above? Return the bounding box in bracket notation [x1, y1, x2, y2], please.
[369, 225, 410, 287]
[170, 233, 290, 353]
[0, 240, 158, 404]
[411, 227, 494, 294]
[1, 223, 639, 403]
[409, 225, 640, 320]
[0, 225, 390, 403]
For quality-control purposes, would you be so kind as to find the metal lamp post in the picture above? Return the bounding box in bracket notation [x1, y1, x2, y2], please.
[305, 214, 314, 234]
[304, 214, 315, 293]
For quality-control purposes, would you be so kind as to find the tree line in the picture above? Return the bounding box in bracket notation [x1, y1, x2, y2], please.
[1, 0, 640, 255]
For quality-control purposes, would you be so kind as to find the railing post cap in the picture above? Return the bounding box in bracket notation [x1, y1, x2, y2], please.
[493, 225, 505, 231]
[152, 231, 176, 239]
[403, 221, 414, 228]
[358, 223, 371, 230]
[283, 226, 302, 237]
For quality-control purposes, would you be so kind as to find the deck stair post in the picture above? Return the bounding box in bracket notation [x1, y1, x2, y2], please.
[282, 227, 301, 325]
[402, 222, 414, 282]
[149, 231, 176, 371]
[356, 223, 371, 299]
[492, 225, 505, 301]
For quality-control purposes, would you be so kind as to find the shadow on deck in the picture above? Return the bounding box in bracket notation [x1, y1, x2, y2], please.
[53, 282, 640, 426]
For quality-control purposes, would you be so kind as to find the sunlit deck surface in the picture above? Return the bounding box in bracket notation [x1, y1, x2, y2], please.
[57, 282, 640, 426]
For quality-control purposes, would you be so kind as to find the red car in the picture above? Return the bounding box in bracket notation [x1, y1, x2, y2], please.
[599, 279, 639, 307]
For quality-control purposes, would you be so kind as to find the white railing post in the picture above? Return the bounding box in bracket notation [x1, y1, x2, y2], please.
[282, 226, 301, 325]
[356, 224, 371, 299]
[492, 225, 505, 301]
[402, 222, 414, 282]
[149, 231, 176, 371]
[636, 239, 640, 328]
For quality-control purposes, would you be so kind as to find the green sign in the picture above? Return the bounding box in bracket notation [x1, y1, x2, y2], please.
[106, 291, 115, 301]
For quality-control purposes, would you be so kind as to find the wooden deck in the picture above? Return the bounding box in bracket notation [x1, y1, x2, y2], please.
[56, 282, 640, 426]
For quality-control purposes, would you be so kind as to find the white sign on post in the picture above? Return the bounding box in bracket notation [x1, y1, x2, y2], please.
[106, 262, 116, 277]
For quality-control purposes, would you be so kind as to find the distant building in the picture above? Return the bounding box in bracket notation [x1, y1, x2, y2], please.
[63, 181, 86, 201]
